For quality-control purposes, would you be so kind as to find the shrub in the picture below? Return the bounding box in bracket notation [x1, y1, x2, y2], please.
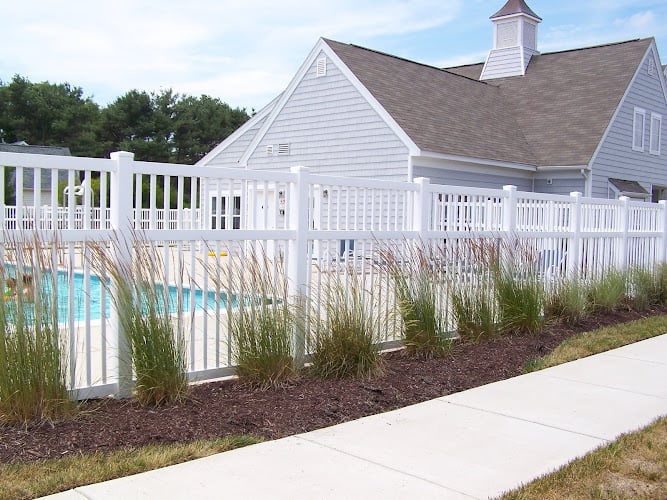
[628, 266, 661, 312]
[216, 248, 297, 389]
[0, 235, 73, 424]
[382, 241, 452, 358]
[449, 239, 498, 342]
[451, 285, 497, 342]
[309, 272, 384, 379]
[545, 277, 589, 325]
[491, 241, 545, 335]
[587, 269, 628, 313]
[88, 234, 188, 405]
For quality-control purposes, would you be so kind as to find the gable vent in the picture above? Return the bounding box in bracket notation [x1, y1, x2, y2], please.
[266, 144, 274, 155]
[316, 57, 327, 77]
[277, 143, 290, 155]
[648, 58, 656, 76]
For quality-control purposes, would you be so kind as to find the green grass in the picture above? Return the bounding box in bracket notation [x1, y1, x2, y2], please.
[451, 284, 497, 342]
[0, 435, 262, 500]
[628, 266, 661, 312]
[88, 235, 188, 405]
[309, 272, 385, 379]
[499, 417, 667, 499]
[0, 237, 73, 424]
[524, 314, 667, 373]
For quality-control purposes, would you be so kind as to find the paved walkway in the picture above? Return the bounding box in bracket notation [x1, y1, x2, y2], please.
[46, 335, 667, 500]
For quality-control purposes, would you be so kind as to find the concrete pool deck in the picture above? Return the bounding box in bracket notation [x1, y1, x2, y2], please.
[44, 333, 667, 499]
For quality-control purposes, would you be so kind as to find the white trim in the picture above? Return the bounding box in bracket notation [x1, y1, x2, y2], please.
[536, 165, 589, 171]
[588, 42, 661, 167]
[196, 95, 279, 166]
[650, 112, 662, 155]
[415, 151, 536, 172]
[633, 106, 646, 152]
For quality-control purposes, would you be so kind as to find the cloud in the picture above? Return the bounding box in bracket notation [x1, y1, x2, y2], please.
[0, 0, 464, 110]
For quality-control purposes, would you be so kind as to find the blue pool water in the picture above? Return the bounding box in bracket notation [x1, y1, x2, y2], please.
[6, 268, 233, 322]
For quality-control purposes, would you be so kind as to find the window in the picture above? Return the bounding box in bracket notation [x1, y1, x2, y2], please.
[633, 107, 646, 151]
[650, 113, 662, 155]
[316, 57, 327, 77]
[211, 196, 241, 230]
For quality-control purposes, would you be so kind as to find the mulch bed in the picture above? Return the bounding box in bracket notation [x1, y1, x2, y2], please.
[1, 307, 665, 465]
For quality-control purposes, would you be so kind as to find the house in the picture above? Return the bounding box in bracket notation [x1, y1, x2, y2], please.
[198, 0, 667, 216]
[0, 142, 71, 205]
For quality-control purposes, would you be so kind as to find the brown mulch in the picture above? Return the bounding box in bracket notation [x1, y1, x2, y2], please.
[1, 307, 665, 465]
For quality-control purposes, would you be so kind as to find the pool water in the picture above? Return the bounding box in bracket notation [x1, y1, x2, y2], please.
[5, 268, 234, 322]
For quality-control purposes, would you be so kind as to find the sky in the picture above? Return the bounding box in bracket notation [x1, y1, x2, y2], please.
[1, 0, 666, 113]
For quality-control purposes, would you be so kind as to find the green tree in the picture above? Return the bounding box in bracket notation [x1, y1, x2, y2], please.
[0, 75, 102, 156]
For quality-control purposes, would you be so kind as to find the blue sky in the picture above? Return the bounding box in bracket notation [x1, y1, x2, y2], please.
[1, 1, 666, 113]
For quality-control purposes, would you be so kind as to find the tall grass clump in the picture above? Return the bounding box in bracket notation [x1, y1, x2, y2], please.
[545, 277, 589, 325]
[0, 234, 73, 424]
[88, 234, 187, 405]
[628, 266, 661, 312]
[587, 268, 628, 313]
[449, 239, 498, 342]
[381, 241, 451, 358]
[491, 240, 545, 335]
[208, 247, 297, 388]
[309, 271, 385, 379]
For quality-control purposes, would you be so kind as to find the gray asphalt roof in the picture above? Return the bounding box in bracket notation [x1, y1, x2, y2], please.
[325, 38, 651, 168]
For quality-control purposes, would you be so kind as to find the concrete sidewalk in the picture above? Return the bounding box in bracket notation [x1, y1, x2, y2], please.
[46, 335, 667, 500]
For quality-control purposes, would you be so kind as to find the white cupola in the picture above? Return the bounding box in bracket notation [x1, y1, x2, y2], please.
[480, 0, 542, 80]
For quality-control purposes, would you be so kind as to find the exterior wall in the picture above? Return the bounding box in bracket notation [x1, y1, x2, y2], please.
[246, 50, 409, 180]
[413, 161, 533, 192]
[534, 174, 585, 195]
[205, 114, 269, 168]
[591, 47, 667, 199]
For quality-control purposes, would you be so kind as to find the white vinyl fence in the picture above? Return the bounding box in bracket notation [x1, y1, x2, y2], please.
[1, 150, 665, 399]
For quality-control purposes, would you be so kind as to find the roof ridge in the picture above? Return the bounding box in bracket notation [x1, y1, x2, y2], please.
[323, 38, 491, 86]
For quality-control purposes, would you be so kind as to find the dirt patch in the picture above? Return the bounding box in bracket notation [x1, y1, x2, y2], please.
[1, 307, 664, 464]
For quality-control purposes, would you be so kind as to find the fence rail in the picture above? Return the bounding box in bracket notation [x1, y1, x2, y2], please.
[1, 151, 665, 399]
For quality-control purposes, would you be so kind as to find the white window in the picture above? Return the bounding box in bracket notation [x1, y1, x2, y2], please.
[633, 107, 646, 151]
[211, 196, 241, 230]
[316, 57, 327, 77]
[650, 113, 662, 155]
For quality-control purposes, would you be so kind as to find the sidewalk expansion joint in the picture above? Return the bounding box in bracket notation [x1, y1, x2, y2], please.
[436, 399, 611, 443]
[535, 372, 667, 400]
[294, 435, 478, 499]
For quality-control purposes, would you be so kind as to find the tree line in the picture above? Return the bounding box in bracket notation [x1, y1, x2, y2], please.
[0, 75, 250, 164]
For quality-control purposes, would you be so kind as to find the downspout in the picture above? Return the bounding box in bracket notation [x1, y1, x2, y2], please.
[581, 168, 592, 197]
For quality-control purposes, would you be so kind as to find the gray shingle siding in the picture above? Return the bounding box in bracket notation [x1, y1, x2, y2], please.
[414, 165, 533, 191]
[247, 51, 409, 179]
[206, 114, 268, 168]
[591, 47, 667, 198]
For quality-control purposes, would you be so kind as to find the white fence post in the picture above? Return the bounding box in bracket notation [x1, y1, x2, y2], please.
[660, 200, 667, 263]
[413, 177, 430, 238]
[618, 196, 630, 271]
[568, 192, 582, 278]
[288, 166, 310, 365]
[109, 151, 135, 397]
[502, 185, 517, 234]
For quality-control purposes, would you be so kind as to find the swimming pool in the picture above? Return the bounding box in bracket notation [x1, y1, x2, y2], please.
[6, 268, 234, 322]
